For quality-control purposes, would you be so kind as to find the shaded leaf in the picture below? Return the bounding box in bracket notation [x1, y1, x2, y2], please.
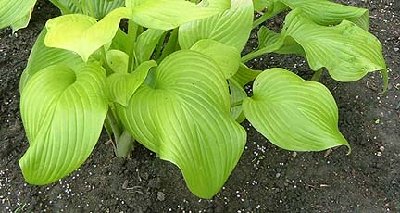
[106, 60, 157, 106]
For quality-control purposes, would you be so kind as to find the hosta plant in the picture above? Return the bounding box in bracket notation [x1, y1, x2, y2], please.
[0, 0, 387, 198]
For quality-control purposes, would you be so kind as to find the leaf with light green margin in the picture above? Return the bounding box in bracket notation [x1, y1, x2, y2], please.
[279, 0, 369, 30]
[19, 63, 108, 184]
[229, 80, 247, 123]
[190, 39, 241, 79]
[19, 29, 84, 93]
[44, 7, 131, 62]
[126, 0, 230, 31]
[230, 64, 262, 88]
[106, 60, 157, 106]
[0, 0, 36, 31]
[179, 0, 254, 51]
[106, 49, 129, 73]
[135, 29, 165, 64]
[282, 9, 387, 85]
[243, 68, 350, 152]
[117, 50, 246, 198]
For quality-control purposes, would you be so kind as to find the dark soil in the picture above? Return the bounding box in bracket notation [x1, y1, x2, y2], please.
[1, 1, 399, 212]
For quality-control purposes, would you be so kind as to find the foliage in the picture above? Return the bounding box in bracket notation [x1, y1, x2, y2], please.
[0, 0, 387, 198]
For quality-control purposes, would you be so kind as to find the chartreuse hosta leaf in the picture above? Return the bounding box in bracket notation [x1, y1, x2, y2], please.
[243, 69, 349, 152]
[117, 50, 246, 198]
[282, 9, 386, 82]
[179, 0, 254, 51]
[126, 0, 230, 31]
[190, 39, 241, 79]
[0, 0, 36, 31]
[19, 63, 108, 184]
[44, 7, 131, 62]
[279, 0, 369, 30]
[20, 29, 84, 93]
[106, 60, 157, 106]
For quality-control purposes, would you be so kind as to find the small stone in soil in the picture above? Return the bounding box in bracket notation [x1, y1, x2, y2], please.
[157, 192, 165, 201]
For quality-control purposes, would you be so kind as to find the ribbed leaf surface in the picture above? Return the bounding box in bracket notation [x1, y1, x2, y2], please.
[20, 63, 108, 184]
[243, 68, 349, 151]
[0, 0, 36, 31]
[118, 50, 246, 198]
[179, 0, 254, 51]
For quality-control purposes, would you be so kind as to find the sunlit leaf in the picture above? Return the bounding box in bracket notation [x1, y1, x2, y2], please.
[179, 0, 254, 51]
[19, 29, 84, 93]
[44, 7, 131, 62]
[118, 50, 246, 198]
[20, 63, 108, 184]
[0, 0, 36, 31]
[126, 0, 230, 30]
[282, 9, 386, 82]
[190, 39, 241, 79]
[243, 68, 349, 151]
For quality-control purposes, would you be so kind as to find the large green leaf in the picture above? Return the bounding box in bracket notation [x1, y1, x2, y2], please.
[190, 39, 241, 79]
[279, 0, 369, 30]
[117, 50, 246, 198]
[126, 0, 230, 30]
[19, 63, 108, 184]
[0, 0, 36, 31]
[44, 7, 131, 62]
[19, 29, 84, 93]
[243, 68, 349, 151]
[282, 9, 386, 82]
[179, 0, 254, 51]
[106, 60, 157, 106]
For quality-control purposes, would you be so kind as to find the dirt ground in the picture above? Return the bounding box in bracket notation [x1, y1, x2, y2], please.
[0, 0, 399, 212]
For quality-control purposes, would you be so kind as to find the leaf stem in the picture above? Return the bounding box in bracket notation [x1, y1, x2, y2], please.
[127, 20, 140, 72]
[311, 69, 323, 81]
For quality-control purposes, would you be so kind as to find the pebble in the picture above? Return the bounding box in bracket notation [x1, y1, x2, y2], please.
[157, 192, 165, 201]
[394, 47, 399, 52]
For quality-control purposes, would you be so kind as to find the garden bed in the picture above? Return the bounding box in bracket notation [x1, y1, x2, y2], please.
[0, 0, 399, 212]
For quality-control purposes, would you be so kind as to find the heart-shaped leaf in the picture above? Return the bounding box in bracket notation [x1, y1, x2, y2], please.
[44, 7, 131, 62]
[282, 9, 386, 82]
[243, 68, 349, 152]
[20, 63, 108, 184]
[117, 50, 246, 198]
